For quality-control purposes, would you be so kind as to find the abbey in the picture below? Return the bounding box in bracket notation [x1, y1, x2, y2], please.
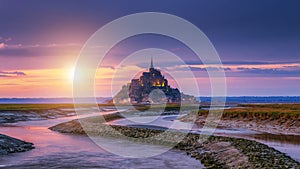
[129, 57, 181, 104]
[113, 58, 197, 104]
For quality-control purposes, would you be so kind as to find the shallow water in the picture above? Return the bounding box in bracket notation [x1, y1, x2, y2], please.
[1, 112, 299, 168]
[216, 132, 300, 162]
[110, 115, 300, 162]
[0, 113, 203, 169]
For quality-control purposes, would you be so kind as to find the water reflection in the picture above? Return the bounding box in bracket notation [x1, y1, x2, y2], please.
[214, 130, 300, 162]
[111, 115, 300, 162]
[0, 116, 203, 168]
[250, 133, 300, 145]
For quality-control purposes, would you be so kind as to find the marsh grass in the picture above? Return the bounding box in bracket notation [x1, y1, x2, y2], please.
[196, 104, 300, 120]
[0, 104, 75, 111]
[0, 103, 114, 111]
[133, 103, 199, 112]
[0, 103, 198, 113]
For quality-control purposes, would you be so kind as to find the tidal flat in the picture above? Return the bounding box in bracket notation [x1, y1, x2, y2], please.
[181, 104, 300, 135]
[49, 115, 300, 168]
[1, 103, 300, 168]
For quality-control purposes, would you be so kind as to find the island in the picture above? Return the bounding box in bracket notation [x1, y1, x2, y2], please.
[112, 57, 198, 105]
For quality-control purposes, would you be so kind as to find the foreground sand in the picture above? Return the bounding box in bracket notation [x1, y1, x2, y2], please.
[49, 114, 300, 169]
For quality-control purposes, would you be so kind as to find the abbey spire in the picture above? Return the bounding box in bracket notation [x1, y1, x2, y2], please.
[150, 56, 154, 69]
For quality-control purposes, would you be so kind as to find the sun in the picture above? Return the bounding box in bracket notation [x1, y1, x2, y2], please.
[67, 66, 75, 82]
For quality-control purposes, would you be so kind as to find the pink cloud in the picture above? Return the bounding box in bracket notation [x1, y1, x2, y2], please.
[0, 36, 12, 43]
[0, 43, 5, 49]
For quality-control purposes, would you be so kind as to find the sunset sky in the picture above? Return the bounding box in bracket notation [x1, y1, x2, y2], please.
[1, 0, 300, 97]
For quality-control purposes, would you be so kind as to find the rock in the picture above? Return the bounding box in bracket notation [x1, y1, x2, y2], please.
[0, 134, 34, 155]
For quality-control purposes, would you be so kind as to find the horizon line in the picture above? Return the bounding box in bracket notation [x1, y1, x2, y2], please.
[1, 95, 300, 99]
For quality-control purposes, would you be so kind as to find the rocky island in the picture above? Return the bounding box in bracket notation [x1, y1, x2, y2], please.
[112, 57, 198, 105]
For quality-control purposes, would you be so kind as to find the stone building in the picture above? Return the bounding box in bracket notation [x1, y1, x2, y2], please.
[113, 57, 197, 104]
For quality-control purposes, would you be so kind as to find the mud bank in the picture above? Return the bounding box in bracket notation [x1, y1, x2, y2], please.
[180, 111, 300, 136]
[49, 117, 299, 168]
[0, 134, 34, 155]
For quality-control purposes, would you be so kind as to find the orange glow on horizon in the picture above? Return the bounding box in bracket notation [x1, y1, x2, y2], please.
[1, 62, 300, 97]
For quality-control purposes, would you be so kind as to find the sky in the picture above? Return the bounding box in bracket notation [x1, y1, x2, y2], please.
[0, 0, 300, 97]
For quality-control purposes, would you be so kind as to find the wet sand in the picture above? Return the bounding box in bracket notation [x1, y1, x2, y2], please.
[50, 116, 300, 168]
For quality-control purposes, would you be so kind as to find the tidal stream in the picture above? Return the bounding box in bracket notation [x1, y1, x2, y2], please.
[0, 112, 299, 168]
[0, 113, 202, 169]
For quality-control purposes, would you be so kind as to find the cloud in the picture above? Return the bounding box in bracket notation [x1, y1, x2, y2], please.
[164, 62, 300, 78]
[0, 43, 81, 57]
[0, 43, 6, 49]
[236, 67, 300, 76]
[0, 83, 19, 85]
[0, 37, 12, 49]
[0, 46, 28, 55]
[0, 36, 12, 42]
[0, 71, 26, 77]
[186, 60, 300, 66]
[189, 66, 231, 72]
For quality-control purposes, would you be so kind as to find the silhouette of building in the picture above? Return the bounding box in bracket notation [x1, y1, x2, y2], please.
[113, 57, 197, 104]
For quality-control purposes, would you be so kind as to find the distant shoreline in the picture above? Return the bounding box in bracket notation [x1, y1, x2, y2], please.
[1, 96, 300, 104]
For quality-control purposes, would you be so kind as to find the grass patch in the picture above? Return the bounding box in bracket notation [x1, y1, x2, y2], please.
[0, 104, 75, 111]
[0, 103, 116, 111]
[133, 103, 200, 112]
[196, 104, 300, 120]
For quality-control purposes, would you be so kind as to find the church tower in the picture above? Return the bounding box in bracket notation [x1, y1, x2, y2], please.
[149, 56, 154, 70]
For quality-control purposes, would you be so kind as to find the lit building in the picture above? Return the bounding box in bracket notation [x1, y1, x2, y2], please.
[113, 57, 197, 104]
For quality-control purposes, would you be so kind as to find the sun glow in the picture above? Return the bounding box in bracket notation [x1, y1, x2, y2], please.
[67, 67, 75, 82]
